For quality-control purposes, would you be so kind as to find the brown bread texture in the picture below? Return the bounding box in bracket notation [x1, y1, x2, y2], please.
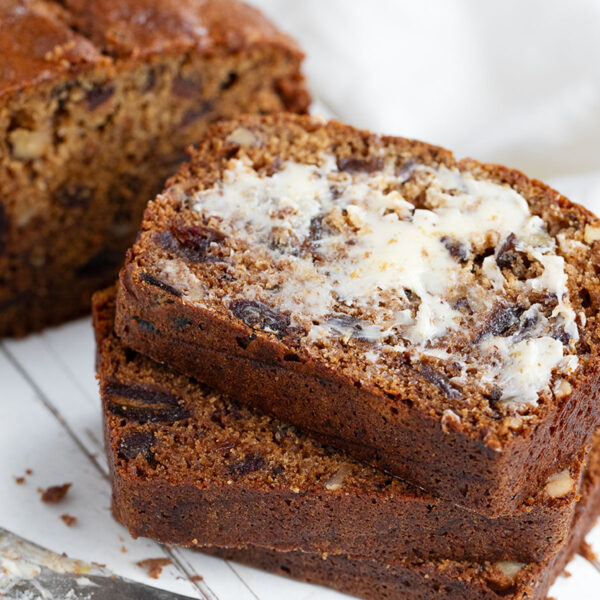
[95, 288, 600, 599]
[0, 0, 309, 337]
[114, 114, 600, 516]
[96, 286, 594, 564]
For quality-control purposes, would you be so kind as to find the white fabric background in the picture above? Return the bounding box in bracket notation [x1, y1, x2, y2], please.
[249, 0, 600, 213]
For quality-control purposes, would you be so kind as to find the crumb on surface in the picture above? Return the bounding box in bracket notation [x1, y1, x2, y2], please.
[40, 483, 72, 503]
[191, 574, 204, 582]
[121, 545, 127, 553]
[26, 469, 33, 475]
[136, 558, 172, 579]
[60, 514, 77, 526]
[14, 476, 25, 484]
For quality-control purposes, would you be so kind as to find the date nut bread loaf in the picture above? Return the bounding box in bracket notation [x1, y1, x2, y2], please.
[0, 0, 309, 337]
[96, 286, 595, 564]
[114, 114, 600, 516]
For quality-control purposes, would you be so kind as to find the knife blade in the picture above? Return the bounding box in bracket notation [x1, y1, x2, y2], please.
[0, 527, 197, 600]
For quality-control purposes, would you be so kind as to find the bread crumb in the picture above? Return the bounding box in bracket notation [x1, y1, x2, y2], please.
[60, 514, 77, 527]
[26, 469, 33, 475]
[136, 558, 172, 579]
[191, 575, 204, 582]
[121, 545, 127, 553]
[14, 476, 25, 484]
[40, 483, 72, 503]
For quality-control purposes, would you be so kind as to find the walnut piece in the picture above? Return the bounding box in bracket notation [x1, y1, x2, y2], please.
[494, 561, 525, 581]
[9, 128, 51, 160]
[226, 127, 258, 147]
[554, 379, 572, 400]
[584, 224, 600, 244]
[545, 469, 574, 498]
[325, 464, 352, 491]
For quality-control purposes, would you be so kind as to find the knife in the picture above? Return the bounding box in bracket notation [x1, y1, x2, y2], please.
[0, 527, 197, 599]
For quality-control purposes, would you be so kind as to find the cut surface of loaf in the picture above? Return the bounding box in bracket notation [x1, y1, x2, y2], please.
[96, 287, 594, 564]
[0, 0, 308, 337]
[115, 114, 600, 515]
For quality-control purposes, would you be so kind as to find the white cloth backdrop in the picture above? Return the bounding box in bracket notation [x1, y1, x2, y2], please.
[249, 0, 600, 211]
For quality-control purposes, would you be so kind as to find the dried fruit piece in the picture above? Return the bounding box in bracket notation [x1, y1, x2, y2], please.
[440, 236, 468, 262]
[118, 431, 155, 462]
[86, 83, 115, 110]
[228, 453, 265, 477]
[108, 401, 190, 424]
[106, 381, 181, 406]
[418, 364, 461, 399]
[476, 305, 523, 342]
[159, 224, 226, 264]
[140, 272, 182, 297]
[337, 156, 383, 173]
[231, 300, 290, 335]
[106, 381, 190, 424]
[495, 233, 518, 269]
[327, 314, 375, 342]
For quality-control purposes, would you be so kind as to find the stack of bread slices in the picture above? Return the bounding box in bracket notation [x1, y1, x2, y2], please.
[95, 112, 600, 599]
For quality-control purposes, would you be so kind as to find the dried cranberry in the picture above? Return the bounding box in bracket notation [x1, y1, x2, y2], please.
[337, 156, 383, 173]
[231, 300, 290, 335]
